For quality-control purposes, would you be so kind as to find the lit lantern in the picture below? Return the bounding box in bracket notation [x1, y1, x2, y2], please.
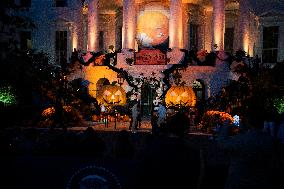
[165, 86, 196, 107]
[97, 85, 126, 106]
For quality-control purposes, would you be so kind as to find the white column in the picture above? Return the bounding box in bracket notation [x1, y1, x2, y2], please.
[212, 0, 225, 51]
[182, 4, 190, 50]
[88, 0, 99, 52]
[83, 14, 88, 52]
[71, 24, 78, 50]
[122, 0, 136, 50]
[169, 0, 183, 49]
[238, 0, 249, 52]
[204, 9, 213, 52]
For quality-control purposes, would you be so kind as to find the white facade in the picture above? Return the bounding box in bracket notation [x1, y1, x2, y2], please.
[12, 0, 284, 100]
[13, 0, 284, 63]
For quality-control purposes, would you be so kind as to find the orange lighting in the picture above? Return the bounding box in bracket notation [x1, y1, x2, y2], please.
[243, 30, 249, 54]
[88, 18, 97, 51]
[165, 86, 196, 107]
[88, 0, 98, 51]
[212, 0, 225, 50]
[169, 0, 183, 48]
[213, 17, 224, 50]
[122, 0, 136, 49]
[137, 11, 169, 47]
[72, 32, 78, 50]
[85, 66, 119, 97]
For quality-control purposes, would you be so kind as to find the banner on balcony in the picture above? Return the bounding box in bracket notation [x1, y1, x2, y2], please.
[135, 49, 166, 65]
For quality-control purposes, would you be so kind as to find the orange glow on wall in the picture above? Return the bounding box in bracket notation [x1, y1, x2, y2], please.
[127, 24, 135, 48]
[212, 0, 225, 50]
[177, 17, 183, 48]
[84, 66, 118, 97]
[243, 31, 249, 54]
[88, 15, 98, 51]
[122, 0, 136, 49]
[213, 19, 224, 50]
[72, 32, 78, 50]
[88, 0, 98, 51]
[169, 0, 183, 48]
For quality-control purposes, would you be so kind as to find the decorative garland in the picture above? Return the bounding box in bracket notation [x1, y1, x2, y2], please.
[71, 48, 237, 100]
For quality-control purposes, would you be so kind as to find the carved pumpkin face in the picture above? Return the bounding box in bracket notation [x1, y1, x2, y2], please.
[165, 86, 196, 107]
[97, 85, 126, 106]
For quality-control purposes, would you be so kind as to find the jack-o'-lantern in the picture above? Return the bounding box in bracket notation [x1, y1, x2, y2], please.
[92, 115, 101, 122]
[97, 85, 126, 106]
[42, 107, 56, 117]
[41, 106, 73, 117]
[165, 86, 196, 107]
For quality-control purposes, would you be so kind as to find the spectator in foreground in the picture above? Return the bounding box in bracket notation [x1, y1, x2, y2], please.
[113, 130, 135, 160]
[217, 99, 275, 189]
[134, 112, 202, 189]
[79, 127, 106, 158]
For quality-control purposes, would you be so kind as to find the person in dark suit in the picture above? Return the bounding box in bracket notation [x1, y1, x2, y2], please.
[217, 98, 275, 189]
[134, 112, 202, 188]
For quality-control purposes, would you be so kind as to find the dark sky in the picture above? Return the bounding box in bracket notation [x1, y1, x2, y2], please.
[249, 0, 284, 15]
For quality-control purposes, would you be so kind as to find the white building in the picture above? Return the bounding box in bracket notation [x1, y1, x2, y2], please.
[10, 0, 284, 114]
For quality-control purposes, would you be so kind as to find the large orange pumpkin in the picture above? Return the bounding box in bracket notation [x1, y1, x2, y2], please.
[165, 86, 196, 107]
[97, 85, 127, 106]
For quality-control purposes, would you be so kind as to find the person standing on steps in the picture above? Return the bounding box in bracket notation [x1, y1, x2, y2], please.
[130, 101, 138, 133]
[157, 102, 167, 128]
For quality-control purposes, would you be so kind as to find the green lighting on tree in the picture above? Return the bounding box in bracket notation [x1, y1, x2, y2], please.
[273, 96, 284, 114]
[0, 86, 17, 106]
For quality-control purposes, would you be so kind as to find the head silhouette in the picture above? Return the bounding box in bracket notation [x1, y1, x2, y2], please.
[167, 112, 190, 137]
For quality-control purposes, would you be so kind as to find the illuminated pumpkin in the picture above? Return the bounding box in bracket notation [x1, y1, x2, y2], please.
[41, 105, 74, 118]
[121, 115, 130, 122]
[97, 85, 126, 106]
[42, 107, 56, 117]
[63, 105, 72, 113]
[165, 86, 196, 107]
[92, 115, 101, 122]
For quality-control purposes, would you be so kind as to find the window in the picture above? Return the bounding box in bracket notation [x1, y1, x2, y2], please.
[189, 24, 199, 50]
[99, 31, 104, 50]
[20, 31, 31, 50]
[116, 26, 122, 50]
[55, 31, 67, 65]
[262, 26, 279, 63]
[224, 28, 234, 54]
[20, 0, 31, 7]
[55, 0, 67, 7]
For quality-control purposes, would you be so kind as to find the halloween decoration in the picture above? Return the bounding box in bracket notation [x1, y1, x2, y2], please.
[97, 85, 126, 106]
[165, 86, 196, 107]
